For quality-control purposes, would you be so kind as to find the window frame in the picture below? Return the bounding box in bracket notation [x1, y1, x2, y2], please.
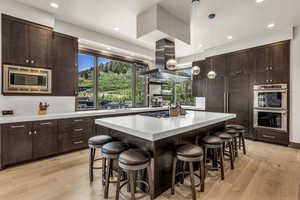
[76, 48, 149, 111]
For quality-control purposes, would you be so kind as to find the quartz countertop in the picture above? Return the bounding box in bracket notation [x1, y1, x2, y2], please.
[0, 107, 168, 124]
[95, 111, 236, 141]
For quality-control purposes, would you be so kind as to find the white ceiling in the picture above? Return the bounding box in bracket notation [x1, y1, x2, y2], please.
[15, 0, 300, 59]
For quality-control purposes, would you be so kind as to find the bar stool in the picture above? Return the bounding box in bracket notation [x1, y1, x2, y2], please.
[225, 129, 240, 157]
[102, 141, 128, 199]
[88, 135, 112, 182]
[116, 149, 153, 200]
[226, 124, 247, 155]
[171, 144, 205, 200]
[214, 132, 235, 170]
[202, 136, 225, 180]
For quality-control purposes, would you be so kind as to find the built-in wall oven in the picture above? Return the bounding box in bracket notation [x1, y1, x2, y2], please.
[3, 65, 52, 94]
[253, 84, 288, 132]
[254, 84, 288, 110]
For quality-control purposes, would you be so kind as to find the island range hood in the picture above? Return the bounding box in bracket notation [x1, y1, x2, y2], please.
[142, 38, 191, 82]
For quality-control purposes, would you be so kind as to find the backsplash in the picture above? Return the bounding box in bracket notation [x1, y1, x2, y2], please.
[0, 96, 75, 116]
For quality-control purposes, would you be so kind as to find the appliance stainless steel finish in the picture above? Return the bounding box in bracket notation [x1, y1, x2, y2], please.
[253, 84, 288, 132]
[254, 109, 287, 132]
[254, 84, 288, 110]
[3, 65, 52, 94]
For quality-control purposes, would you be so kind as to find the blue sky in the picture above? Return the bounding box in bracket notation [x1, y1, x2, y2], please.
[78, 53, 111, 72]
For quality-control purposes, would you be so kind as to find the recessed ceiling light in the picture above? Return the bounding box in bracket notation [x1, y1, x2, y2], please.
[227, 35, 233, 40]
[114, 27, 119, 31]
[199, 44, 203, 48]
[256, 0, 264, 3]
[50, 2, 59, 8]
[267, 23, 275, 28]
[106, 47, 111, 50]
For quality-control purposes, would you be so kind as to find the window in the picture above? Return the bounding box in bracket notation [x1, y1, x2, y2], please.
[175, 69, 193, 105]
[76, 50, 148, 110]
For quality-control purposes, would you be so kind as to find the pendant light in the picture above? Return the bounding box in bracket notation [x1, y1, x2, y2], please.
[207, 13, 217, 80]
[192, 65, 201, 75]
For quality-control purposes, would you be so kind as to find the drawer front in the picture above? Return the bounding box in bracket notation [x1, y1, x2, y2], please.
[61, 125, 91, 152]
[59, 117, 93, 129]
[255, 128, 289, 145]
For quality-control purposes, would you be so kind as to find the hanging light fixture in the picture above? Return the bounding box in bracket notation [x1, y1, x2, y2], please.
[192, 0, 200, 8]
[166, 59, 177, 70]
[207, 13, 217, 79]
[192, 65, 201, 75]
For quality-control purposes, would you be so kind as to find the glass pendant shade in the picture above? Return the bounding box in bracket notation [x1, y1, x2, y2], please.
[166, 59, 177, 70]
[207, 70, 217, 79]
[192, 66, 201, 75]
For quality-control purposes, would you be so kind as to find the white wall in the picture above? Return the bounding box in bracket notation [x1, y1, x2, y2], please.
[290, 26, 300, 143]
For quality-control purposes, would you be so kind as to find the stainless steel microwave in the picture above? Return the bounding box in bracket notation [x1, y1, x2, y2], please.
[3, 65, 52, 94]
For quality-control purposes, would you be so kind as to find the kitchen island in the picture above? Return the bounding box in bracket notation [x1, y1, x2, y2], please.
[95, 111, 236, 197]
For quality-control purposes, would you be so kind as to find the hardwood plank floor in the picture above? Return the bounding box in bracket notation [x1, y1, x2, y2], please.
[0, 140, 300, 200]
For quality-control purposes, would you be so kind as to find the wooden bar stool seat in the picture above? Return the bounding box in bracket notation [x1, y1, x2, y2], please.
[171, 144, 205, 200]
[214, 132, 235, 169]
[202, 136, 225, 180]
[102, 141, 128, 199]
[116, 149, 153, 200]
[88, 135, 113, 182]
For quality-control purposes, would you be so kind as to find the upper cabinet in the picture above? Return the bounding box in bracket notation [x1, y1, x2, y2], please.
[2, 14, 52, 68]
[254, 41, 290, 84]
[52, 32, 78, 96]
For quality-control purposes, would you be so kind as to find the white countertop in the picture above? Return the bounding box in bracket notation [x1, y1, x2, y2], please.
[95, 111, 236, 141]
[0, 107, 168, 124]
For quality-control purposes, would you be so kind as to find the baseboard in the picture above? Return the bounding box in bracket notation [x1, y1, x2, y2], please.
[289, 142, 300, 149]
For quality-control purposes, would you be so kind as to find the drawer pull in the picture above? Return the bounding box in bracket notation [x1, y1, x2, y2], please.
[262, 134, 276, 139]
[11, 125, 25, 129]
[73, 141, 83, 145]
[40, 122, 52, 126]
[74, 128, 84, 132]
[74, 119, 83, 122]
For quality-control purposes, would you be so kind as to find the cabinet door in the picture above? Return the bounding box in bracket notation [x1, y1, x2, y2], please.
[32, 120, 58, 159]
[52, 32, 78, 96]
[254, 47, 270, 84]
[3, 123, 33, 165]
[210, 55, 226, 77]
[269, 42, 290, 84]
[192, 60, 207, 97]
[28, 25, 52, 68]
[228, 74, 251, 131]
[2, 16, 29, 66]
[205, 77, 226, 112]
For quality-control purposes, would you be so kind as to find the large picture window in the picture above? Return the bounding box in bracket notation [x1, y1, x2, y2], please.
[77, 50, 148, 110]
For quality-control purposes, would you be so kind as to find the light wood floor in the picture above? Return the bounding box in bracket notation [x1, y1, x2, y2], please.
[1, 140, 300, 200]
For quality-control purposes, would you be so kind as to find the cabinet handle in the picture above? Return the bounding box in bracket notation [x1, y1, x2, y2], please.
[74, 119, 83, 122]
[11, 125, 25, 129]
[28, 131, 32, 135]
[31, 60, 35, 64]
[40, 122, 52, 126]
[73, 141, 83, 145]
[25, 59, 29, 63]
[262, 134, 276, 139]
[74, 128, 84, 132]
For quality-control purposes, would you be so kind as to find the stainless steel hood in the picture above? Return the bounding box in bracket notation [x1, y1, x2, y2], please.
[142, 38, 191, 82]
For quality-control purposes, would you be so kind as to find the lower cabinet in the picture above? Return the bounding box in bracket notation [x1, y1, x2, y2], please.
[2, 120, 58, 166]
[58, 117, 93, 152]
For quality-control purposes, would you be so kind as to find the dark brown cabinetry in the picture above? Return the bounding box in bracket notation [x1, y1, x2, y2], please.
[2, 122, 33, 165]
[52, 32, 78, 96]
[58, 118, 93, 152]
[192, 41, 290, 143]
[2, 120, 58, 166]
[32, 121, 58, 159]
[2, 14, 52, 68]
[254, 41, 289, 84]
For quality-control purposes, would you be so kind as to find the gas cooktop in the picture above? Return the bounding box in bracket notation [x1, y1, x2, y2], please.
[140, 111, 170, 118]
